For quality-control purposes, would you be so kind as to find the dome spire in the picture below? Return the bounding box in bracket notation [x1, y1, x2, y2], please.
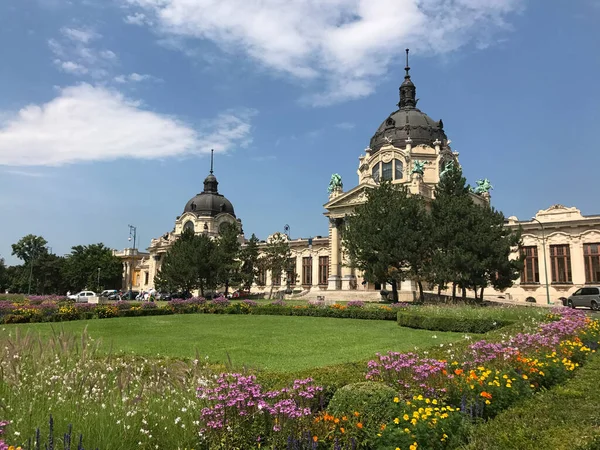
[203, 149, 219, 194]
[398, 48, 417, 109]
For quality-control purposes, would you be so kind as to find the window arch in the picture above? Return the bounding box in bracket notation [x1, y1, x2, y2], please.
[382, 161, 393, 181]
[372, 164, 380, 182]
[183, 220, 194, 233]
[371, 158, 405, 183]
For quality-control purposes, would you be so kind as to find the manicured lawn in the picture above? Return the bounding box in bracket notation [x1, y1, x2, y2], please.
[2, 314, 463, 372]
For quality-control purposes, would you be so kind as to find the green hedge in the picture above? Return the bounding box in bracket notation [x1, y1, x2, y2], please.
[463, 354, 600, 450]
[251, 306, 398, 320]
[397, 311, 514, 333]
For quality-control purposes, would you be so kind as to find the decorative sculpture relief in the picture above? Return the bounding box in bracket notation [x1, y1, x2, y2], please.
[473, 178, 493, 194]
[439, 161, 455, 179]
[411, 160, 427, 175]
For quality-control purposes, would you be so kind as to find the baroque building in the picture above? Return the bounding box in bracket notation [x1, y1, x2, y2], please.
[115, 51, 600, 304]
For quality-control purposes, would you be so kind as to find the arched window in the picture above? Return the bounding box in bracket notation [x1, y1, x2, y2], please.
[183, 221, 194, 233]
[372, 164, 380, 183]
[394, 159, 404, 180]
[382, 161, 393, 181]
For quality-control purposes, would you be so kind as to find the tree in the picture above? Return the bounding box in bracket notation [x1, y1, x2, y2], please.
[11, 234, 49, 294]
[0, 257, 8, 293]
[239, 234, 260, 291]
[155, 229, 200, 295]
[216, 222, 242, 295]
[263, 232, 291, 299]
[62, 243, 122, 292]
[342, 183, 433, 302]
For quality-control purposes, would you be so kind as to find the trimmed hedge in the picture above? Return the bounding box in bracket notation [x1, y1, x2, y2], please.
[250, 305, 398, 320]
[328, 381, 397, 425]
[397, 311, 514, 333]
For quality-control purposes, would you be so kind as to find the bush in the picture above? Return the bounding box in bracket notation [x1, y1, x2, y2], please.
[328, 381, 397, 426]
[250, 305, 398, 320]
[397, 311, 514, 333]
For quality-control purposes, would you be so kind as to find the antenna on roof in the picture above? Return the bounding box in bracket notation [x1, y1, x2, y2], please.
[405, 48, 410, 78]
[210, 149, 214, 174]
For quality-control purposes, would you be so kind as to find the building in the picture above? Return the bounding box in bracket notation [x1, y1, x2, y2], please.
[115, 51, 600, 304]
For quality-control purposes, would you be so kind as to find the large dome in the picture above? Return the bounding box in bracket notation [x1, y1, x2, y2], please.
[369, 49, 447, 154]
[183, 172, 236, 217]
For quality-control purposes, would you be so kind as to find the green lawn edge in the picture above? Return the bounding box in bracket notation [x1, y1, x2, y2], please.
[462, 353, 600, 450]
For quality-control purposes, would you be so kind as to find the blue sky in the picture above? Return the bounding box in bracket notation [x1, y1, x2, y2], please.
[1, 0, 599, 265]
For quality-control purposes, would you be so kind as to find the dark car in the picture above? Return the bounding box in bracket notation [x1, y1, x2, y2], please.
[120, 290, 140, 300]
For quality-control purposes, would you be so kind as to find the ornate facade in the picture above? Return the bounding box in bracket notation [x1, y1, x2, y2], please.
[115, 51, 600, 304]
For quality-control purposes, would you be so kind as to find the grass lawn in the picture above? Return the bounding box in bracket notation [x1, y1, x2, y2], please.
[2, 314, 463, 372]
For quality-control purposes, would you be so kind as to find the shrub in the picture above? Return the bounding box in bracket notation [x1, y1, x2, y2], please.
[328, 381, 397, 426]
[397, 311, 514, 333]
[346, 300, 365, 308]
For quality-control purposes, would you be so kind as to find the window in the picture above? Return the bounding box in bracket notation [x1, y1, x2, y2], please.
[395, 159, 404, 180]
[257, 268, 266, 286]
[144, 271, 149, 285]
[286, 258, 297, 286]
[272, 270, 281, 286]
[382, 161, 393, 181]
[520, 246, 539, 284]
[302, 257, 313, 286]
[550, 244, 572, 283]
[372, 164, 380, 183]
[582, 287, 599, 295]
[183, 220, 194, 232]
[584, 243, 600, 284]
[318, 256, 329, 285]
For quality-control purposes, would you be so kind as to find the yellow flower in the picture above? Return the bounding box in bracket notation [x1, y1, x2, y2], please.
[410, 443, 418, 450]
[431, 399, 438, 405]
[394, 418, 400, 424]
[522, 374, 528, 380]
[403, 414, 409, 421]
[404, 428, 410, 433]
[394, 397, 400, 403]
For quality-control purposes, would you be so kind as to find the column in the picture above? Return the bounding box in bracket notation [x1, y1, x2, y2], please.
[570, 237, 585, 285]
[296, 254, 302, 289]
[327, 218, 342, 290]
[341, 243, 356, 290]
[312, 253, 320, 290]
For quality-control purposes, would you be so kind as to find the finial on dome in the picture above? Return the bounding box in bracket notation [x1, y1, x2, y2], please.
[398, 48, 416, 109]
[405, 48, 410, 79]
[210, 149, 214, 174]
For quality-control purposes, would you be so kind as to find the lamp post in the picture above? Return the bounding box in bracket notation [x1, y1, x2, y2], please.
[128, 224, 137, 298]
[97, 267, 101, 291]
[532, 217, 551, 305]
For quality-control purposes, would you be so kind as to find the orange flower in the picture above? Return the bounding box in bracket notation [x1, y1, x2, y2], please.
[454, 368, 464, 376]
[313, 436, 318, 442]
[480, 391, 492, 400]
[340, 427, 345, 434]
[334, 418, 340, 424]
[354, 411, 360, 417]
[357, 423, 363, 429]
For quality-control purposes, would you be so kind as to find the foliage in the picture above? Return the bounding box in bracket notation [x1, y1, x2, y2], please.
[342, 183, 432, 302]
[327, 382, 397, 427]
[62, 243, 122, 292]
[239, 233, 260, 291]
[397, 312, 514, 333]
[0, 257, 8, 293]
[215, 222, 242, 295]
[11, 234, 48, 264]
[262, 232, 292, 298]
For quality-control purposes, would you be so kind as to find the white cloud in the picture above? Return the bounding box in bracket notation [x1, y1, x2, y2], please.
[124, 12, 152, 25]
[0, 84, 255, 167]
[114, 72, 160, 83]
[122, 0, 523, 104]
[49, 27, 118, 79]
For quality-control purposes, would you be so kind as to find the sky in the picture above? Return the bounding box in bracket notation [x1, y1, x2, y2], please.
[1, 0, 599, 266]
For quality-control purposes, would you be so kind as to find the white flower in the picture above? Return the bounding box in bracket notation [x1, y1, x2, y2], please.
[175, 417, 181, 424]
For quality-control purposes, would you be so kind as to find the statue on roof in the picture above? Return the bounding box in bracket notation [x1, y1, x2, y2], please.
[411, 160, 426, 176]
[439, 161, 455, 179]
[473, 178, 493, 194]
[328, 173, 343, 193]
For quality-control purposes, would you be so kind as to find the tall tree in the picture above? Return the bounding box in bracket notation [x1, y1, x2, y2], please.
[239, 234, 260, 291]
[62, 243, 122, 292]
[263, 232, 291, 299]
[155, 229, 200, 295]
[342, 183, 433, 302]
[11, 234, 49, 294]
[0, 257, 8, 293]
[216, 222, 242, 295]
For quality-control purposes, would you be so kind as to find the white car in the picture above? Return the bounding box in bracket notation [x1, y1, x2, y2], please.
[68, 291, 96, 302]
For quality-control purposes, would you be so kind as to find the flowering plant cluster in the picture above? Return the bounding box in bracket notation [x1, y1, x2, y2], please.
[197, 374, 322, 449]
[346, 301, 365, 308]
[0, 420, 21, 450]
[209, 296, 230, 307]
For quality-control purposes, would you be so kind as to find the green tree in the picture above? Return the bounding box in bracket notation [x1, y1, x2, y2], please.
[154, 229, 200, 295]
[0, 257, 8, 293]
[239, 234, 260, 291]
[342, 183, 433, 302]
[263, 232, 291, 299]
[36, 254, 68, 295]
[216, 222, 242, 296]
[62, 243, 122, 292]
[11, 234, 49, 294]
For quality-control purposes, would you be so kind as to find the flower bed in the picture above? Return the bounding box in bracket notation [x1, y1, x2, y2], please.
[1, 308, 598, 449]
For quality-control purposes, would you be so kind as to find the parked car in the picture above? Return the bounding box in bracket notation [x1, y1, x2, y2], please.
[99, 289, 118, 298]
[155, 292, 173, 300]
[120, 290, 140, 300]
[67, 291, 96, 302]
[227, 290, 250, 299]
[107, 291, 122, 300]
[566, 287, 600, 310]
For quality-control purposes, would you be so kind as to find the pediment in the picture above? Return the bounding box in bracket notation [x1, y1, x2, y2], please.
[535, 205, 583, 222]
[324, 184, 374, 211]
